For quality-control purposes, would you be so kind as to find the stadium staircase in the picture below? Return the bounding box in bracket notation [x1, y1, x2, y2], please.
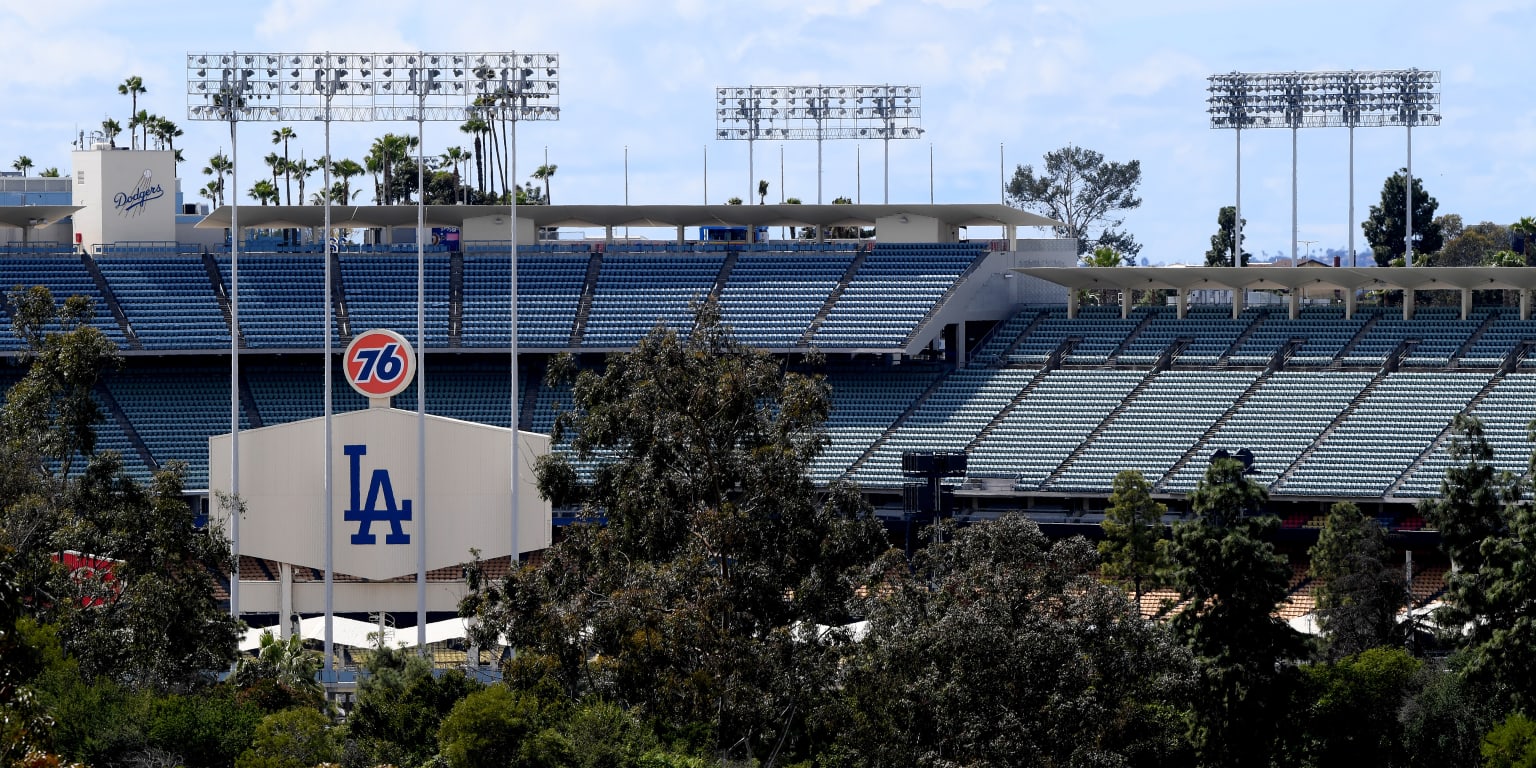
[709, 250, 739, 303]
[1104, 310, 1160, 364]
[1504, 340, 1536, 374]
[94, 381, 157, 471]
[567, 252, 603, 346]
[797, 250, 867, 347]
[518, 358, 545, 432]
[1038, 368, 1161, 489]
[1329, 313, 1380, 365]
[900, 252, 987, 349]
[239, 377, 264, 430]
[964, 367, 1057, 452]
[1448, 311, 1501, 368]
[201, 252, 245, 349]
[1154, 370, 1276, 491]
[988, 309, 1052, 367]
[329, 251, 353, 340]
[1270, 370, 1391, 487]
[1383, 370, 1509, 497]
[82, 254, 141, 351]
[839, 369, 950, 479]
[448, 252, 464, 348]
[1216, 312, 1267, 366]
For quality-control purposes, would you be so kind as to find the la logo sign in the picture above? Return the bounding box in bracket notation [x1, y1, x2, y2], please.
[345, 329, 416, 399]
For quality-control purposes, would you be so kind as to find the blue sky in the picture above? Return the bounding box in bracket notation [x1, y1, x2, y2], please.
[1, 0, 1532, 262]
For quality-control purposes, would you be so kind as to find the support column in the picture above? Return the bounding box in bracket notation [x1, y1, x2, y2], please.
[676, 225, 685, 245]
[1461, 288, 1472, 321]
[1120, 287, 1132, 319]
[279, 563, 293, 640]
[1176, 289, 1187, 319]
[1345, 289, 1357, 320]
[604, 225, 614, 244]
[1006, 223, 1017, 251]
[1067, 289, 1079, 319]
[1403, 289, 1416, 320]
[1232, 288, 1245, 319]
[1289, 290, 1300, 320]
[1522, 289, 1532, 321]
[955, 321, 966, 367]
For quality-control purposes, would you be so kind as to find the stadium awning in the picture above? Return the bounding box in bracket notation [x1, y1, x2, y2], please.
[1014, 265, 1536, 294]
[0, 205, 84, 229]
[196, 202, 1062, 232]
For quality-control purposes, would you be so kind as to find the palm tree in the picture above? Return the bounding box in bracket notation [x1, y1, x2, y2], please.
[249, 179, 279, 205]
[39, 168, 60, 178]
[758, 179, 770, 205]
[330, 158, 364, 204]
[442, 146, 469, 204]
[263, 152, 284, 201]
[200, 181, 220, 208]
[100, 118, 122, 147]
[151, 117, 184, 169]
[128, 110, 154, 151]
[272, 127, 296, 205]
[12, 156, 33, 176]
[533, 163, 557, 205]
[292, 156, 316, 209]
[367, 133, 417, 205]
[117, 76, 146, 148]
[203, 151, 233, 206]
[460, 111, 492, 201]
[1512, 216, 1536, 267]
[234, 630, 323, 700]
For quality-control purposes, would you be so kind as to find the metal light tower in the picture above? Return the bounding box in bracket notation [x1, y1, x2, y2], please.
[716, 85, 923, 206]
[188, 51, 560, 674]
[1207, 69, 1439, 267]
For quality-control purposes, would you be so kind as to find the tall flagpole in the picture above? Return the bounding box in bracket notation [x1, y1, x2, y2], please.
[415, 66, 428, 651]
[228, 109, 241, 621]
[322, 65, 335, 677]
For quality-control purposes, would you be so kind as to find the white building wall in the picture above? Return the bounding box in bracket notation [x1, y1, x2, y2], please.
[70, 148, 177, 251]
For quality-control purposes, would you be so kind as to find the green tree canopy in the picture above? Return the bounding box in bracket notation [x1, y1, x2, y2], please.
[1099, 469, 1169, 606]
[835, 515, 1194, 767]
[1166, 457, 1303, 768]
[463, 301, 886, 759]
[1363, 167, 1443, 266]
[1204, 205, 1250, 266]
[1308, 501, 1407, 659]
[1007, 144, 1142, 256]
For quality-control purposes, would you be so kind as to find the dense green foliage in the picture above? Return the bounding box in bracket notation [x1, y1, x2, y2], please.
[1099, 469, 1170, 605]
[1310, 501, 1407, 659]
[1364, 168, 1444, 266]
[1204, 205, 1251, 266]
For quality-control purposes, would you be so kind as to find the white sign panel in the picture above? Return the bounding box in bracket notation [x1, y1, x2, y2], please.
[209, 408, 551, 581]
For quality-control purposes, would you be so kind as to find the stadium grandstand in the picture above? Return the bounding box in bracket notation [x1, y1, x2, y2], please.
[6, 145, 1516, 657]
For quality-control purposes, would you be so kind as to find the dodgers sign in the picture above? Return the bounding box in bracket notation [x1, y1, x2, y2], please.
[345, 329, 416, 399]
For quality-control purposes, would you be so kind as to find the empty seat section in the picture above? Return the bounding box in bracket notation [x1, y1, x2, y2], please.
[1273, 371, 1490, 497]
[0, 256, 125, 350]
[95, 255, 228, 349]
[1116, 312, 1250, 365]
[1047, 370, 1258, 492]
[846, 368, 1037, 489]
[718, 250, 855, 347]
[217, 253, 334, 348]
[1161, 371, 1374, 493]
[339, 254, 451, 347]
[461, 252, 586, 348]
[1228, 308, 1363, 366]
[962, 369, 1144, 490]
[104, 364, 251, 489]
[581, 254, 724, 347]
[812, 244, 982, 348]
[1460, 316, 1536, 368]
[810, 368, 944, 486]
[1007, 306, 1138, 365]
[1395, 372, 1536, 498]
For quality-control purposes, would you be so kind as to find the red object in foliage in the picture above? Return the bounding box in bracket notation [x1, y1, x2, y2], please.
[52, 550, 123, 607]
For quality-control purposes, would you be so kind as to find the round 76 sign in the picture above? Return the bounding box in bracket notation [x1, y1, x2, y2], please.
[344, 329, 417, 399]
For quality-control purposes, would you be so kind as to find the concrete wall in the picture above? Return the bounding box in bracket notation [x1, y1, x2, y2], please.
[70, 148, 176, 251]
[462, 214, 533, 244]
[874, 213, 958, 243]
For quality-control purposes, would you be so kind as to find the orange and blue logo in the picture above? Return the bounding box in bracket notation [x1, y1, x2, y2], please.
[344, 329, 416, 399]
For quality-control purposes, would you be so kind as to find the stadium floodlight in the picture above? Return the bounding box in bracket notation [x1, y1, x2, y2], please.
[1207, 70, 1440, 268]
[715, 84, 923, 204]
[188, 51, 559, 676]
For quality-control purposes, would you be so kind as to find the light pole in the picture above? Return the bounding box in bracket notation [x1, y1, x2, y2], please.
[1207, 70, 1440, 269]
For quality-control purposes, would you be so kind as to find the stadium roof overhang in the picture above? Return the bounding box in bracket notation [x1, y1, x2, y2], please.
[196, 203, 1061, 232]
[0, 205, 84, 229]
[1012, 266, 1536, 294]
